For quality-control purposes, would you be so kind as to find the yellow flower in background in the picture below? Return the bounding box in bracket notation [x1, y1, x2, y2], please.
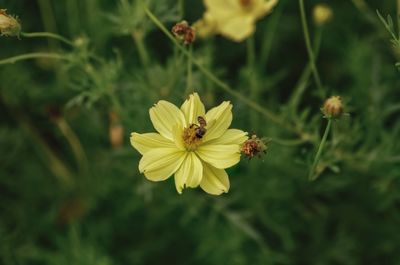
[313, 4, 333, 26]
[194, 0, 278, 42]
[131, 93, 248, 195]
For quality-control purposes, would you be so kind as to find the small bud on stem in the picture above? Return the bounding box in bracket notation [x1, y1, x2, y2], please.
[241, 134, 268, 159]
[171, 20, 196, 45]
[322, 96, 343, 118]
[313, 4, 333, 26]
[0, 9, 21, 37]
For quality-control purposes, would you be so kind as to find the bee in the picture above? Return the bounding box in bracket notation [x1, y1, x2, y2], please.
[195, 116, 207, 139]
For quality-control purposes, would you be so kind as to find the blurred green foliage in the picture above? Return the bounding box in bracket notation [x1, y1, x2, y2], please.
[1, 0, 400, 264]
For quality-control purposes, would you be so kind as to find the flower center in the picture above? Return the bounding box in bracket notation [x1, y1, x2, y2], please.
[182, 116, 207, 151]
[239, 0, 253, 8]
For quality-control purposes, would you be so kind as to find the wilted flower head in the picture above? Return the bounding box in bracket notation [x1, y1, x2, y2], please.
[109, 111, 124, 149]
[0, 9, 21, 37]
[172, 20, 196, 45]
[322, 96, 343, 118]
[313, 4, 333, 26]
[130, 93, 248, 195]
[194, 0, 278, 42]
[241, 134, 267, 159]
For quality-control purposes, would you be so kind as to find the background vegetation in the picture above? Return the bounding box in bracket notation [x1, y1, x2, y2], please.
[1, 0, 399, 264]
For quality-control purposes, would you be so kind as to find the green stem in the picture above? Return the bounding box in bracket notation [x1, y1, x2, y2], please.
[247, 36, 259, 128]
[179, 0, 185, 19]
[56, 118, 89, 176]
[299, 0, 325, 99]
[398, 0, 400, 34]
[247, 36, 255, 70]
[186, 45, 193, 94]
[65, 0, 81, 36]
[260, 4, 283, 67]
[271, 138, 308, 147]
[289, 28, 322, 114]
[0, 53, 70, 66]
[21, 32, 75, 46]
[145, 7, 301, 135]
[37, 0, 58, 50]
[308, 118, 332, 180]
[131, 30, 150, 67]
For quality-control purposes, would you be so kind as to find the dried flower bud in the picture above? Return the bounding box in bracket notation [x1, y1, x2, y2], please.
[0, 9, 21, 37]
[171, 20, 196, 45]
[313, 4, 333, 26]
[109, 111, 124, 149]
[322, 96, 343, 118]
[241, 134, 267, 159]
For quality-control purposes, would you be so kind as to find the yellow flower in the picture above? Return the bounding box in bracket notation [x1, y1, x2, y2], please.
[130, 93, 248, 195]
[195, 0, 278, 42]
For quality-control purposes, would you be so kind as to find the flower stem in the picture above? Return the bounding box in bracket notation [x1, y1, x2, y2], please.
[247, 36, 259, 128]
[186, 45, 193, 94]
[131, 30, 150, 67]
[0, 53, 70, 66]
[144, 7, 301, 135]
[308, 118, 332, 180]
[289, 28, 322, 114]
[55, 118, 89, 177]
[247, 36, 255, 70]
[37, 0, 59, 50]
[299, 0, 325, 99]
[398, 0, 400, 31]
[21, 32, 75, 46]
[179, 0, 185, 19]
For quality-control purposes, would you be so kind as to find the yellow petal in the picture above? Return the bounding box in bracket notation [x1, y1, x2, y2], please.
[130, 132, 175, 155]
[204, 0, 241, 14]
[149, 100, 185, 140]
[196, 144, 240, 169]
[180, 93, 206, 125]
[205, 129, 248, 146]
[172, 123, 185, 150]
[218, 14, 255, 42]
[174, 152, 203, 194]
[200, 163, 230, 195]
[193, 12, 218, 38]
[203, 101, 232, 142]
[139, 148, 186, 181]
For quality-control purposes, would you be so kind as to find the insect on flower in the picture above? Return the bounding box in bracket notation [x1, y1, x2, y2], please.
[194, 116, 207, 139]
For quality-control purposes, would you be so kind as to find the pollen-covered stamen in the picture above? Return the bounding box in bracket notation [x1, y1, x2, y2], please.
[182, 125, 202, 151]
[182, 116, 207, 151]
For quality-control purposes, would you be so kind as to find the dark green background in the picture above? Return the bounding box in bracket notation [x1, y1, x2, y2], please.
[1, 0, 399, 264]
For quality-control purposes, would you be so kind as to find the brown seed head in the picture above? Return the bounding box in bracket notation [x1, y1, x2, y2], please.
[322, 96, 343, 118]
[241, 134, 267, 159]
[172, 20, 196, 45]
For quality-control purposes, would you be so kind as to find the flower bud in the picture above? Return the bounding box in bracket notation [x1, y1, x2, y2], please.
[322, 96, 343, 118]
[0, 9, 21, 37]
[171, 20, 196, 45]
[313, 4, 333, 26]
[241, 134, 267, 159]
[109, 111, 124, 149]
